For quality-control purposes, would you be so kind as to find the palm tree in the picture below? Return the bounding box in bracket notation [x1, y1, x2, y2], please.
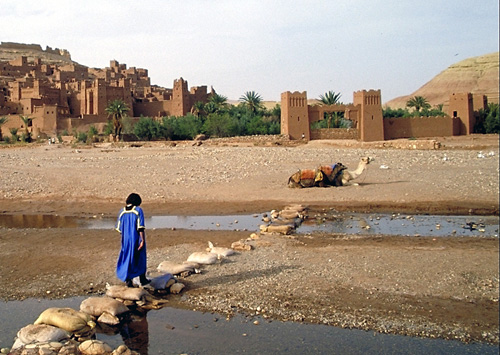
[207, 93, 228, 114]
[318, 91, 342, 128]
[10, 128, 19, 142]
[0, 116, 8, 142]
[318, 91, 342, 105]
[105, 99, 130, 140]
[19, 115, 34, 142]
[406, 96, 431, 113]
[191, 101, 206, 118]
[239, 91, 263, 115]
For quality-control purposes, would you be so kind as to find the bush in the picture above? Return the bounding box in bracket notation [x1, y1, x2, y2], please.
[484, 103, 499, 134]
[104, 121, 113, 135]
[134, 117, 162, 141]
[162, 115, 203, 140]
[203, 113, 239, 138]
[77, 131, 88, 143]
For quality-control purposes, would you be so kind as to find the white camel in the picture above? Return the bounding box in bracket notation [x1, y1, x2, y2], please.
[341, 156, 373, 185]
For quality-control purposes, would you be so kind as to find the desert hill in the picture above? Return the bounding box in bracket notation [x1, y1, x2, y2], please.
[0, 42, 75, 66]
[1, 42, 498, 110]
[385, 52, 499, 109]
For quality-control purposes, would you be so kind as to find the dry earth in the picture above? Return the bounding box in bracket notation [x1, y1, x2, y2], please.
[0, 134, 499, 344]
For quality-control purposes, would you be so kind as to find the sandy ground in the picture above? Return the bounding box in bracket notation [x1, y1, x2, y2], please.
[0, 134, 498, 344]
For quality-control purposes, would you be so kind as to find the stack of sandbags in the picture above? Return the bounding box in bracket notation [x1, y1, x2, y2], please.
[157, 261, 200, 277]
[80, 296, 130, 326]
[259, 205, 308, 235]
[33, 307, 96, 340]
[10, 324, 70, 352]
[105, 284, 169, 310]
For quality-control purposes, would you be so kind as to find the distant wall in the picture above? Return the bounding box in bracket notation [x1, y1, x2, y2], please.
[310, 128, 359, 140]
[384, 116, 460, 139]
[134, 100, 173, 117]
[0, 42, 43, 51]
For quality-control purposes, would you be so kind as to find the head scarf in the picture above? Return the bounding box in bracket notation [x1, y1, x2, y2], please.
[125, 193, 142, 207]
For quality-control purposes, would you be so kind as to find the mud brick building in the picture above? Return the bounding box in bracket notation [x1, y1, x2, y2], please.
[281, 90, 487, 142]
[0, 45, 212, 138]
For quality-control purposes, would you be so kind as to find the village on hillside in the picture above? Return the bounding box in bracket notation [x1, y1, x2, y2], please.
[0, 42, 498, 143]
[0, 43, 214, 141]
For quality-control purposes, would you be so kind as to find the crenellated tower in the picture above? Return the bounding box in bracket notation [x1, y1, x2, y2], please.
[281, 91, 310, 140]
[353, 89, 384, 141]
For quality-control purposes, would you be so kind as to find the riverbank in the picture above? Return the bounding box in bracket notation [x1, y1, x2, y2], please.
[0, 135, 498, 345]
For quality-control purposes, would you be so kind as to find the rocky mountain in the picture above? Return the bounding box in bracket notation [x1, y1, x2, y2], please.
[385, 52, 499, 109]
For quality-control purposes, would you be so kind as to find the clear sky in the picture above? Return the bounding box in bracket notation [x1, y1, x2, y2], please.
[2, 0, 498, 103]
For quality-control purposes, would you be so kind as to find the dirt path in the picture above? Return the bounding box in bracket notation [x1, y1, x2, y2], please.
[0, 135, 498, 344]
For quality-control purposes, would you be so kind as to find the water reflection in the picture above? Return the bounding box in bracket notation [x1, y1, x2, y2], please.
[119, 310, 149, 355]
[0, 212, 498, 237]
[1, 297, 497, 355]
[0, 214, 80, 228]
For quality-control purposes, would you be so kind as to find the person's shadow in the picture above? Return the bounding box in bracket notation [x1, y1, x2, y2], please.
[120, 309, 150, 355]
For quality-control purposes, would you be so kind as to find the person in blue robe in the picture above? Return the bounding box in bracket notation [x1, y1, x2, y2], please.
[115, 193, 150, 287]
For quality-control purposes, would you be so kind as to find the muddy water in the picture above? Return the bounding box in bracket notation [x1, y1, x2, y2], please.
[0, 297, 497, 354]
[0, 212, 498, 237]
[0, 212, 498, 353]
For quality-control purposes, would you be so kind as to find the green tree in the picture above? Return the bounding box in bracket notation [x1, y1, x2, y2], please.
[406, 96, 431, 113]
[0, 116, 8, 141]
[484, 103, 499, 134]
[383, 107, 408, 118]
[162, 114, 203, 140]
[105, 99, 130, 140]
[203, 113, 238, 137]
[239, 91, 263, 116]
[318, 91, 343, 128]
[134, 117, 162, 141]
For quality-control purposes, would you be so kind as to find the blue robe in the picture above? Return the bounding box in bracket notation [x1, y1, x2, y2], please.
[115, 206, 147, 281]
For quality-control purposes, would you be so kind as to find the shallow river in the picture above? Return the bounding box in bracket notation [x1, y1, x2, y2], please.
[0, 297, 497, 354]
[0, 212, 498, 353]
[0, 212, 498, 237]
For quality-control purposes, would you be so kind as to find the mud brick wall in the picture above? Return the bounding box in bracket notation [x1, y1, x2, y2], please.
[384, 116, 460, 139]
[310, 128, 359, 140]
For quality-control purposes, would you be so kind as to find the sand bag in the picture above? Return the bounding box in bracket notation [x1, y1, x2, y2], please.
[187, 251, 218, 264]
[12, 324, 70, 350]
[34, 307, 95, 333]
[150, 273, 175, 290]
[80, 296, 129, 317]
[207, 241, 235, 257]
[105, 285, 149, 301]
[259, 224, 294, 234]
[157, 261, 197, 275]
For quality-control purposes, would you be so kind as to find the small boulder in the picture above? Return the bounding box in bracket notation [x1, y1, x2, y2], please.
[78, 340, 112, 355]
[170, 282, 185, 294]
[97, 312, 120, 326]
[231, 240, 253, 251]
